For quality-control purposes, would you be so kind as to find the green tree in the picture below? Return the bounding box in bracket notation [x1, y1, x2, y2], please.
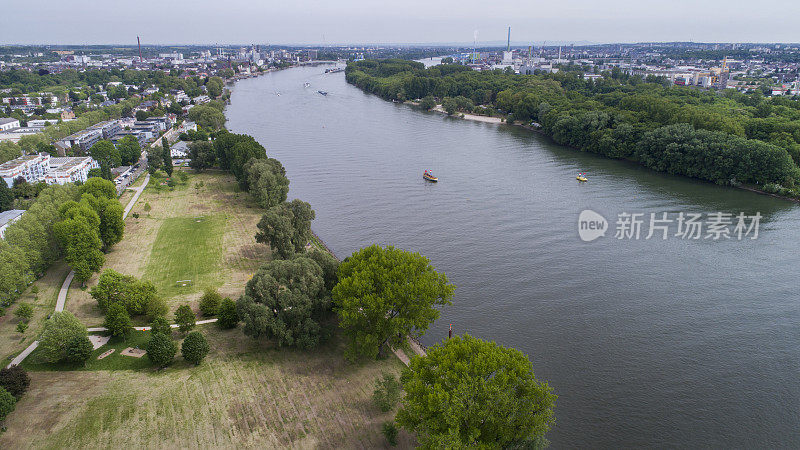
[419, 95, 437, 110]
[333, 245, 455, 360]
[206, 77, 224, 98]
[187, 105, 225, 130]
[13, 303, 33, 322]
[53, 202, 105, 283]
[0, 366, 30, 400]
[161, 137, 173, 177]
[396, 335, 556, 448]
[187, 141, 216, 172]
[0, 387, 15, 423]
[442, 97, 458, 115]
[117, 135, 141, 166]
[89, 140, 122, 170]
[65, 335, 94, 366]
[237, 257, 330, 349]
[243, 158, 289, 208]
[199, 288, 221, 316]
[150, 315, 172, 337]
[0, 179, 12, 212]
[104, 302, 133, 338]
[174, 304, 196, 333]
[255, 199, 315, 259]
[181, 331, 210, 365]
[372, 373, 401, 412]
[90, 269, 165, 318]
[146, 146, 162, 173]
[82, 177, 116, 199]
[301, 250, 339, 292]
[38, 311, 87, 363]
[217, 297, 238, 329]
[81, 193, 124, 249]
[146, 332, 177, 368]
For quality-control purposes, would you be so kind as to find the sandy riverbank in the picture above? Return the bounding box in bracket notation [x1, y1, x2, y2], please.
[430, 105, 504, 124]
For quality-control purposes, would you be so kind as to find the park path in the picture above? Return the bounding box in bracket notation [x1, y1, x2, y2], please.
[7, 174, 151, 369]
[392, 337, 428, 367]
[87, 318, 218, 332]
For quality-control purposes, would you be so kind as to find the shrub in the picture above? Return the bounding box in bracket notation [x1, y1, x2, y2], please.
[217, 297, 238, 329]
[16, 322, 27, 334]
[419, 95, 436, 110]
[104, 303, 133, 338]
[0, 366, 30, 400]
[143, 202, 151, 211]
[65, 335, 94, 365]
[198, 288, 222, 316]
[174, 304, 196, 333]
[0, 387, 15, 422]
[373, 373, 401, 412]
[14, 303, 33, 322]
[382, 421, 398, 446]
[146, 333, 177, 368]
[181, 331, 210, 365]
[30, 286, 39, 294]
[150, 315, 172, 337]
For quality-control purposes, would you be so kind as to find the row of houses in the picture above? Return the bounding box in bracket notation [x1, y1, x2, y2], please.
[54, 115, 175, 153]
[0, 153, 99, 187]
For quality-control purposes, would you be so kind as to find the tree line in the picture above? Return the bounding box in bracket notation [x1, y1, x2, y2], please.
[346, 59, 800, 191]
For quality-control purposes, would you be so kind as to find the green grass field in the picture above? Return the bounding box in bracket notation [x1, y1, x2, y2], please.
[143, 214, 227, 298]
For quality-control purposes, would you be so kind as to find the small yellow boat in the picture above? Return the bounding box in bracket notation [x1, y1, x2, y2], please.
[423, 170, 438, 182]
[576, 172, 588, 182]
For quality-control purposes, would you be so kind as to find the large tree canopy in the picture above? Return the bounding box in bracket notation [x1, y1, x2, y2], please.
[396, 334, 557, 448]
[332, 245, 455, 360]
[237, 256, 330, 349]
[255, 199, 315, 259]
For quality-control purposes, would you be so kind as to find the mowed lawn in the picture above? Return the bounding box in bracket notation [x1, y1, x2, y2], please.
[0, 328, 413, 449]
[68, 171, 268, 326]
[144, 214, 227, 298]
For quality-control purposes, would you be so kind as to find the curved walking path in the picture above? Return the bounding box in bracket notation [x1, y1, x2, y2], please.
[7, 174, 151, 368]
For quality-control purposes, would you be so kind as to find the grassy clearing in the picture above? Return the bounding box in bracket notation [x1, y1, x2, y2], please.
[2, 328, 413, 448]
[144, 214, 226, 298]
[22, 330, 153, 372]
[68, 170, 268, 326]
[0, 262, 70, 364]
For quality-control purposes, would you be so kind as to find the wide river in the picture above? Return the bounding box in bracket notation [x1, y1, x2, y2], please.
[227, 63, 800, 448]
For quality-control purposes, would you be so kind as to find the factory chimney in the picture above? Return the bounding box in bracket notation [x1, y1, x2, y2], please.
[137, 36, 142, 63]
[507, 27, 511, 52]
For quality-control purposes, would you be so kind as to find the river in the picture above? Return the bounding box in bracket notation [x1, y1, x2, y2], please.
[226, 64, 800, 448]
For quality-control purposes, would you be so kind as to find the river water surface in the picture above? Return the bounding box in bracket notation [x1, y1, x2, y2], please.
[226, 64, 800, 448]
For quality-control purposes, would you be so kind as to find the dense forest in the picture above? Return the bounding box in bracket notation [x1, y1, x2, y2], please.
[346, 59, 800, 194]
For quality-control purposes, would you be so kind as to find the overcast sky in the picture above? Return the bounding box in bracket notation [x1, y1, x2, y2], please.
[3, 0, 799, 45]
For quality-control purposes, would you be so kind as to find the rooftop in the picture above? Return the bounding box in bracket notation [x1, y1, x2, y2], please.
[0, 209, 25, 228]
[0, 118, 19, 126]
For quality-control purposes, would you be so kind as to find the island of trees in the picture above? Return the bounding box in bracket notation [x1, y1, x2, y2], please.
[346, 59, 800, 196]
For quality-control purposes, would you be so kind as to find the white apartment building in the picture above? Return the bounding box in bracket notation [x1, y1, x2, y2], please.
[46, 157, 100, 185]
[0, 209, 25, 239]
[0, 153, 50, 186]
[0, 118, 20, 132]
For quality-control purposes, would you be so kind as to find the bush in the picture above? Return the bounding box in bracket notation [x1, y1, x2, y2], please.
[373, 373, 401, 412]
[217, 297, 238, 329]
[146, 333, 177, 368]
[0, 366, 30, 400]
[419, 95, 436, 110]
[14, 303, 33, 322]
[65, 335, 94, 365]
[174, 304, 196, 333]
[382, 421, 398, 446]
[181, 331, 210, 365]
[143, 202, 151, 212]
[199, 288, 222, 317]
[0, 387, 15, 422]
[104, 302, 133, 338]
[16, 322, 27, 334]
[150, 315, 172, 336]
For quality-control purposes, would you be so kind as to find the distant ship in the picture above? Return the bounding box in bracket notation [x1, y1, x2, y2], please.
[303, 82, 311, 87]
[318, 90, 328, 96]
[324, 67, 344, 74]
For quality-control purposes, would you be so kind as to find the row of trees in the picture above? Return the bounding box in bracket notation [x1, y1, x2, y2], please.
[346, 59, 800, 188]
[53, 178, 124, 283]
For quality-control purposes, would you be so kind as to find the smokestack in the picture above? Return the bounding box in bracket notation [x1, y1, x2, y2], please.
[507, 27, 511, 52]
[137, 36, 142, 63]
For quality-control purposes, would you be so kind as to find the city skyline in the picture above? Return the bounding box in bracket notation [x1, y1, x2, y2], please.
[3, 0, 800, 45]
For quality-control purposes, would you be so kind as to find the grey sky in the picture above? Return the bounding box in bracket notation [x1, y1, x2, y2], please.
[2, 0, 799, 45]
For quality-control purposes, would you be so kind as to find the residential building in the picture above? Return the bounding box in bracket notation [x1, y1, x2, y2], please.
[111, 130, 147, 148]
[193, 95, 211, 104]
[46, 157, 100, 185]
[0, 126, 44, 143]
[0, 153, 50, 186]
[0, 118, 20, 132]
[57, 128, 102, 153]
[0, 210, 25, 239]
[86, 119, 121, 139]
